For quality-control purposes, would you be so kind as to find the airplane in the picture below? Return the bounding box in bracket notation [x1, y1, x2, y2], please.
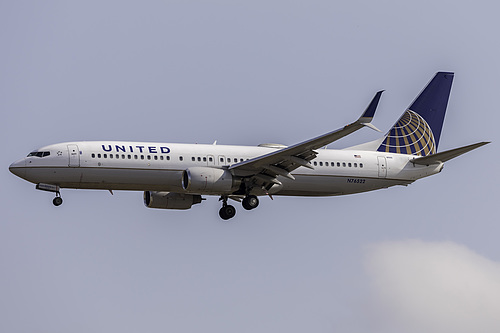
[9, 72, 490, 220]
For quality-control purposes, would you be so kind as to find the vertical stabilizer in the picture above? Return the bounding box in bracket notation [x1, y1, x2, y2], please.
[377, 72, 454, 156]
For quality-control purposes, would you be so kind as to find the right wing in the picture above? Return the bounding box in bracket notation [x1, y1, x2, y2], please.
[229, 91, 384, 190]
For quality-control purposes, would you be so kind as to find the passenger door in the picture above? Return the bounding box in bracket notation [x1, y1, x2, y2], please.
[68, 144, 80, 167]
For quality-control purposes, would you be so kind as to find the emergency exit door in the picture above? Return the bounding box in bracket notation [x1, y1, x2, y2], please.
[377, 156, 387, 178]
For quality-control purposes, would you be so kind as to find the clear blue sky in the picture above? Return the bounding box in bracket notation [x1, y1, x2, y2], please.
[2, 1, 499, 332]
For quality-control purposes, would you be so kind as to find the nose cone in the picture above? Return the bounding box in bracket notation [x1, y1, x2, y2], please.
[9, 158, 26, 179]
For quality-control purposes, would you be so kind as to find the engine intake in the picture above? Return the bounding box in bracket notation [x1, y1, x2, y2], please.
[144, 191, 202, 210]
[182, 167, 239, 194]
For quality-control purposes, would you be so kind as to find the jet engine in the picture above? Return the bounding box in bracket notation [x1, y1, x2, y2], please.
[144, 191, 202, 210]
[182, 167, 240, 194]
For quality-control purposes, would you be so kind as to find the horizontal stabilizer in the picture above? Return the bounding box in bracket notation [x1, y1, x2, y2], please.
[410, 142, 490, 165]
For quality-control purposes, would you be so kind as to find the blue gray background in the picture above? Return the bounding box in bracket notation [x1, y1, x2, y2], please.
[2, 1, 499, 332]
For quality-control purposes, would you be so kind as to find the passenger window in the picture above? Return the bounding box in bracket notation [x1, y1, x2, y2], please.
[313, 161, 317, 166]
[337, 162, 340, 167]
[209, 157, 213, 162]
[220, 157, 224, 163]
[116, 154, 119, 159]
[179, 156, 183, 161]
[121, 154, 125, 159]
[325, 162, 329, 166]
[319, 162, 323, 166]
[103, 154, 107, 158]
[146, 156, 150, 160]
[110, 154, 113, 159]
[92, 153, 95, 158]
[128, 155, 131, 159]
[97, 154, 101, 158]
[141, 155, 144, 160]
[134, 155, 138, 159]
[360, 163, 363, 168]
[354, 163, 357, 167]
[348, 163, 352, 167]
[167, 156, 170, 161]
[192, 157, 195, 161]
[227, 158, 231, 163]
[342, 162, 346, 167]
[154, 156, 158, 160]
[203, 157, 207, 162]
[160, 156, 164, 160]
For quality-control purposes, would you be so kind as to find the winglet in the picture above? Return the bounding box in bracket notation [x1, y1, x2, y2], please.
[357, 90, 384, 131]
[361, 90, 384, 118]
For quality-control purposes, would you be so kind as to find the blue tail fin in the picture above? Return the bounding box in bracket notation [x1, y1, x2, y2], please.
[377, 72, 454, 156]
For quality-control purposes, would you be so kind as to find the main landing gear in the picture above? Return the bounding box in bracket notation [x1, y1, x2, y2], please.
[219, 202, 236, 220]
[219, 195, 259, 220]
[242, 195, 259, 211]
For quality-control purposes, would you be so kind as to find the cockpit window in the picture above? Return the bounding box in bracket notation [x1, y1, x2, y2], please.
[27, 151, 50, 158]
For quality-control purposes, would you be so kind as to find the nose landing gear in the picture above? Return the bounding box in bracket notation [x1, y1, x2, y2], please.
[53, 194, 63, 206]
[36, 183, 63, 207]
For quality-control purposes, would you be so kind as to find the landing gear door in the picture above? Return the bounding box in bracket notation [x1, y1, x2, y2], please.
[68, 144, 80, 167]
[377, 156, 387, 178]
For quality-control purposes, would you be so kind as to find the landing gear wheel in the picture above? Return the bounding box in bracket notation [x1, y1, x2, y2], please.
[219, 205, 236, 220]
[53, 196, 63, 206]
[242, 195, 259, 210]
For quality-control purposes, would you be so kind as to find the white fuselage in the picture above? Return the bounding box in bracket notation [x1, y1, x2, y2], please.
[9, 141, 443, 197]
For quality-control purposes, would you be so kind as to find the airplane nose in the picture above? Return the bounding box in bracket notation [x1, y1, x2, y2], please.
[9, 159, 26, 179]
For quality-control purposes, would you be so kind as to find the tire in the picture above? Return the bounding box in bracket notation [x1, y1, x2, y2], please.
[242, 195, 259, 210]
[53, 197, 63, 206]
[219, 205, 236, 220]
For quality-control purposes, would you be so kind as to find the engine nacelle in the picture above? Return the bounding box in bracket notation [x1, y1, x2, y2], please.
[182, 167, 240, 194]
[144, 191, 202, 210]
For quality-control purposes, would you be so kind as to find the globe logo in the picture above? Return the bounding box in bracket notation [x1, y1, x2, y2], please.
[378, 110, 436, 156]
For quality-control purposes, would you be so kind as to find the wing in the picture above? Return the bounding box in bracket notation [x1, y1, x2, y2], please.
[229, 91, 384, 192]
